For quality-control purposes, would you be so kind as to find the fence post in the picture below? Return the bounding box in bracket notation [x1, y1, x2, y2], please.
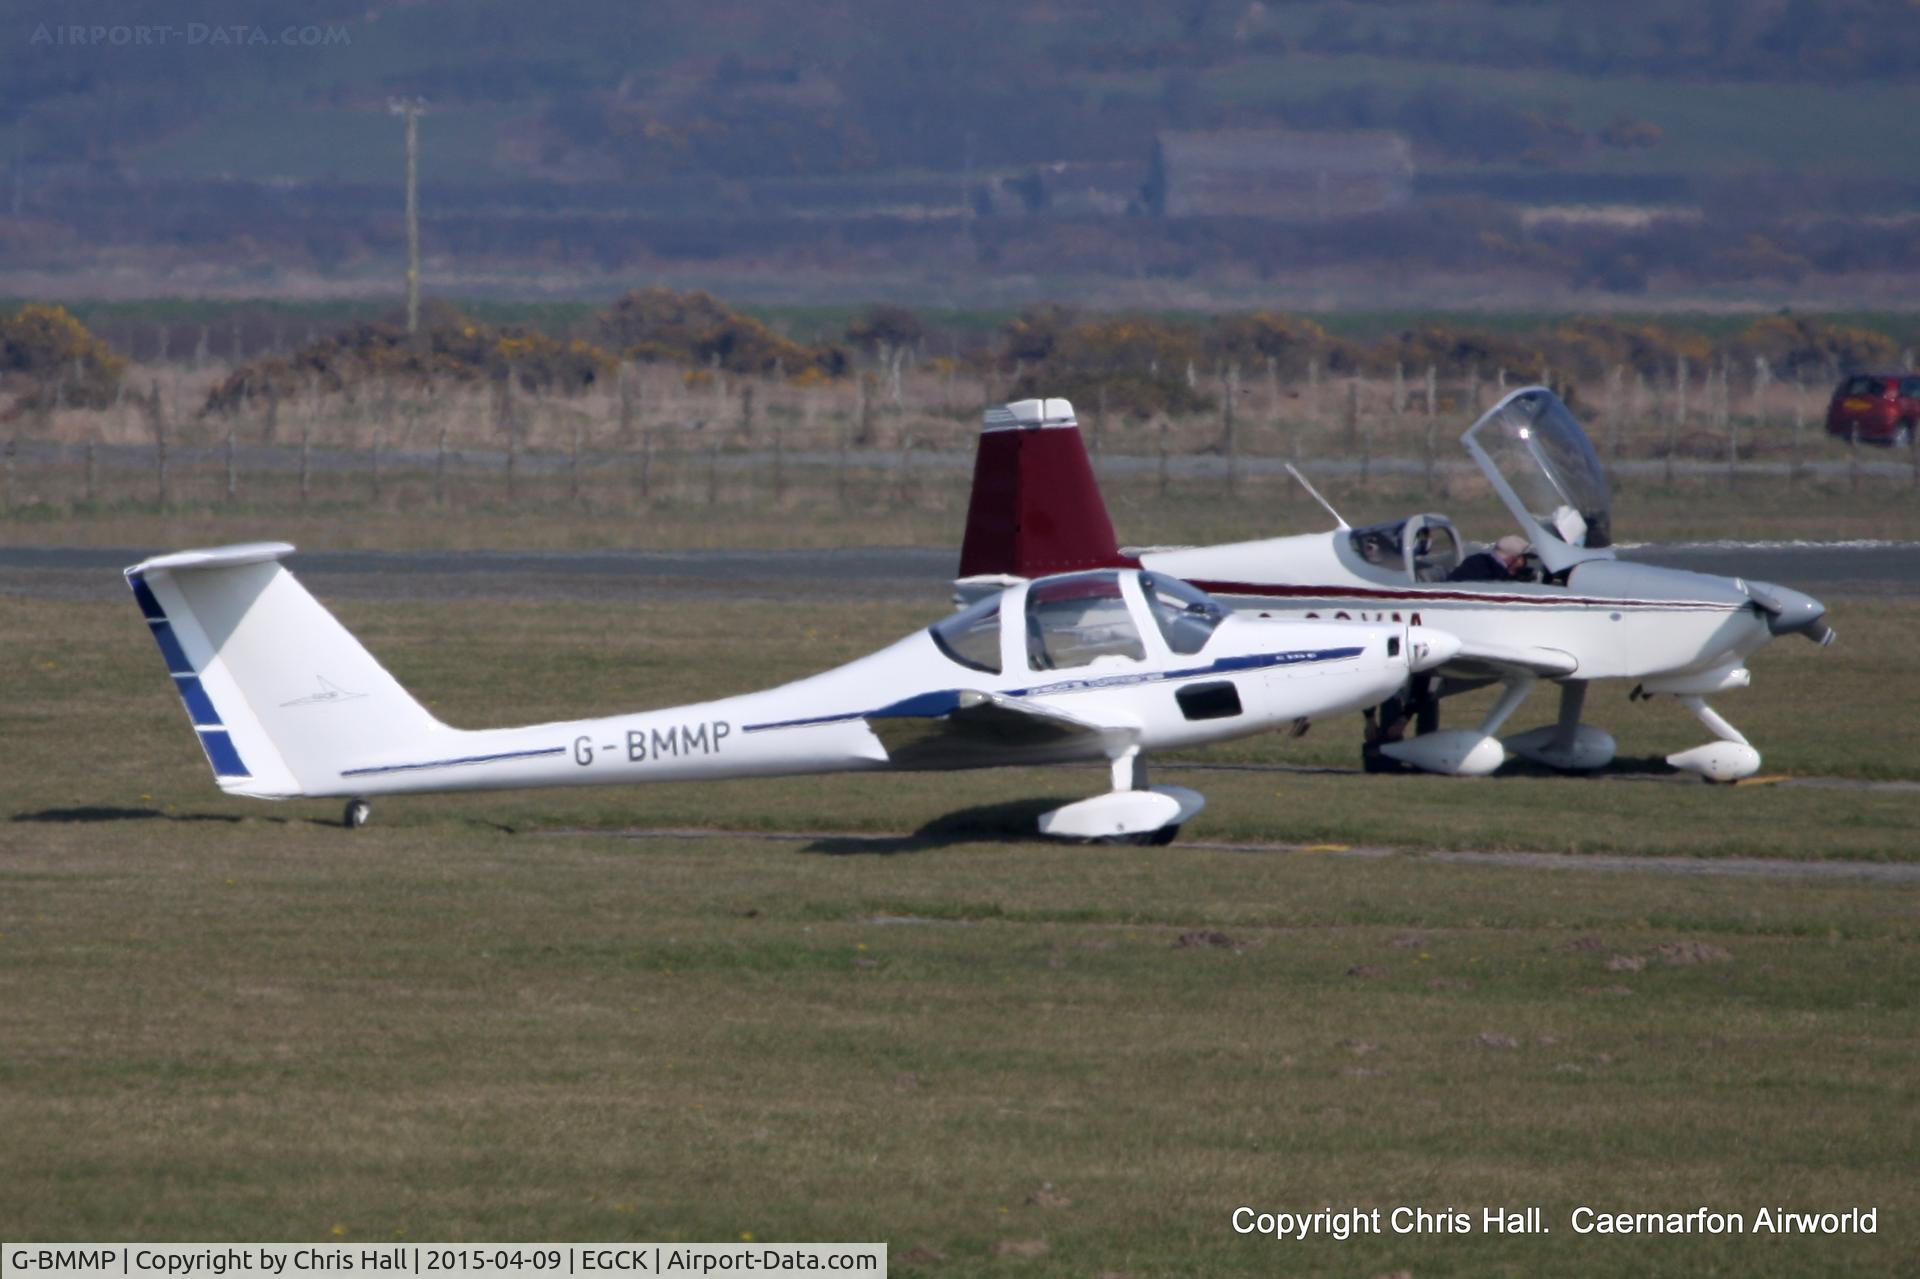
[1604, 364, 1624, 461]
[1422, 364, 1438, 495]
[1157, 416, 1169, 499]
[836, 419, 850, 510]
[706, 442, 719, 507]
[1789, 374, 1803, 492]
[150, 380, 169, 509]
[1222, 364, 1239, 497]
[896, 432, 913, 506]
[773, 413, 786, 504]
[500, 368, 518, 503]
[371, 426, 383, 503]
[3, 435, 13, 512]
[1632, 370, 1648, 460]
[639, 418, 654, 503]
[1095, 383, 1108, 459]
[1358, 386, 1372, 490]
[435, 426, 448, 506]
[225, 421, 237, 505]
[617, 361, 636, 446]
[1343, 377, 1359, 452]
[1306, 358, 1320, 431]
[570, 421, 582, 505]
[1667, 357, 1686, 484]
[1722, 360, 1737, 490]
[84, 438, 96, 504]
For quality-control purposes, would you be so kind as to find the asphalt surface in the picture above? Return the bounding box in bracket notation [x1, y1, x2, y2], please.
[0, 540, 1912, 602]
[18, 438, 1920, 482]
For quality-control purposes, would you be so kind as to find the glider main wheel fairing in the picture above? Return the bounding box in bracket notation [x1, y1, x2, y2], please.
[1092, 825, 1182, 847]
[344, 798, 372, 829]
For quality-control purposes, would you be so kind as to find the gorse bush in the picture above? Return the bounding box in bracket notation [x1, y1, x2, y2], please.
[595, 286, 845, 377]
[204, 306, 617, 412]
[193, 290, 1918, 418]
[1, 304, 126, 415]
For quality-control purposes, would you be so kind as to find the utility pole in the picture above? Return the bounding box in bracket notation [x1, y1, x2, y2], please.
[390, 99, 426, 334]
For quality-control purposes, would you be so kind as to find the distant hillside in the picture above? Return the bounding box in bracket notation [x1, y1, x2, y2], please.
[6, 0, 1919, 303]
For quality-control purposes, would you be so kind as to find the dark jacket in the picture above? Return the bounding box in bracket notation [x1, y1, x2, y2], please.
[1449, 552, 1511, 582]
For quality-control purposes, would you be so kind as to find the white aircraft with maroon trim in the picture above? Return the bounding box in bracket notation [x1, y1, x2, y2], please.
[954, 388, 1833, 782]
[125, 544, 1458, 842]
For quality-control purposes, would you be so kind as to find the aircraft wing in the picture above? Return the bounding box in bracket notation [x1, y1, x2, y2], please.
[1440, 639, 1579, 681]
[864, 689, 1137, 770]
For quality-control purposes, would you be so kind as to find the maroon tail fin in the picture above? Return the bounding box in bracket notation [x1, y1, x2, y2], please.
[957, 398, 1134, 579]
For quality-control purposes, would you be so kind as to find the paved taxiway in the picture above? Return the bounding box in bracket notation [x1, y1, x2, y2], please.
[1, 541, 1913, 603]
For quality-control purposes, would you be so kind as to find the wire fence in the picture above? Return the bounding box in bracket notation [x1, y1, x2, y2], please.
[3, 357, 1917, 518]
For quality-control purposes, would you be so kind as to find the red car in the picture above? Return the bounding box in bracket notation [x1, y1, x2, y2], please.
[1826, 373, 1920, 447]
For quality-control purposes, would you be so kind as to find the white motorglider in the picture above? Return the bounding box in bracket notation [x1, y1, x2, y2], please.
[954, 388, 1834, 782]
[126, 545, 1458, 841]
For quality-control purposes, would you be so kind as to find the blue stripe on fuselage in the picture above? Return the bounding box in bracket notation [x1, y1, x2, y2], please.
[339, 745, 568, 778]
[740, 645, 1365, 734]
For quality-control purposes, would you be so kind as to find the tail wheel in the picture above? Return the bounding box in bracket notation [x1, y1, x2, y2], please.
[343, 798, 372, 829]
[1897, 422, 1914, 449]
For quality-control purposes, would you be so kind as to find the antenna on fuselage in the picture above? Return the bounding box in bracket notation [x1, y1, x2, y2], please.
[1285, 463, 1349, 529]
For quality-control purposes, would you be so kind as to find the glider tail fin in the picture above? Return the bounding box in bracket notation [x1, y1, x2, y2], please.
[125, 543, 443, 798]
[957, 397, 1133, 580]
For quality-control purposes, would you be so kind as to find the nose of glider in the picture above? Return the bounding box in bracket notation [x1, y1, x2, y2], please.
[1404, 625, 1461, 673]
[1747, 580, 1835, 646]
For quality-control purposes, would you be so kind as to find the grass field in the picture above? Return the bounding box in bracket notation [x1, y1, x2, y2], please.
[1, 577, 1916, 1270]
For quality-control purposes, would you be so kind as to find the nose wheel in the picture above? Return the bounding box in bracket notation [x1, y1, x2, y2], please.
[343, 798, 372, 829]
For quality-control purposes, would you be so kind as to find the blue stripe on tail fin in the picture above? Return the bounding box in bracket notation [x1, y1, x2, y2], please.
[128, 571, 251, 780]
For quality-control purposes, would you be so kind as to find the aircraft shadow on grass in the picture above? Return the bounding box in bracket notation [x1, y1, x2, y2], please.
[802, 798, 1066, 855]
[9, 805, 337, 827]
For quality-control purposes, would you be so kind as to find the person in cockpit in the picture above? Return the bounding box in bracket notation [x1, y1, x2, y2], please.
[1450, 535, 1530, 582]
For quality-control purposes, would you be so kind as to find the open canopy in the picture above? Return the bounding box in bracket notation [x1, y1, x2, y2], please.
[1461, 387, 1614, 573]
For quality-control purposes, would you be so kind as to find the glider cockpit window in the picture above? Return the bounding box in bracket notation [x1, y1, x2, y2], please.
[1139, 572, 1228, 655]
[1409, 521, 1461, 582]
[930, 595, 1002, 674]
[1026, 571, 1147, 671]
[1348, 520, 1406, 568]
